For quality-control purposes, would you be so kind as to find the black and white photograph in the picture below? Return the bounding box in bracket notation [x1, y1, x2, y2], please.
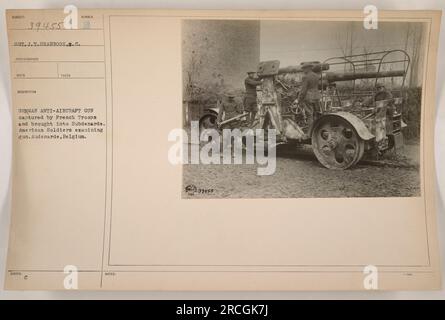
[182, 19, 426, 198]
[1, 4, 443, 296]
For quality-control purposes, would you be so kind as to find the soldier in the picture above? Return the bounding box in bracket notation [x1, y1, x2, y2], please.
[375, 83, 398, 117]
[216, 90, 243, 129]
[244, 71, 262, 123]
[324, 82, 338, 109]
[296, 63, 321, 128]
[362, 83, 393, 106]
[374, 83, 393, 101]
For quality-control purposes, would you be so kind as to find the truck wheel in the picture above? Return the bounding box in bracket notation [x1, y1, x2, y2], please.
[199, 114, 218, 132]
[311, 116, 364, 169]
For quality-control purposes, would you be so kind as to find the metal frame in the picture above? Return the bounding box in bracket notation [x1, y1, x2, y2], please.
[320, 50, 410, 112]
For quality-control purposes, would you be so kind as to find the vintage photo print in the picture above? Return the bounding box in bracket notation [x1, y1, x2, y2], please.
[181, 19, 426, 199]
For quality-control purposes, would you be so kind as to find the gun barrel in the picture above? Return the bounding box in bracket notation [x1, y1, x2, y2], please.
[277, 63, 329, 74]
[324, 70, 405, 82]
[258, 60, 406, 81]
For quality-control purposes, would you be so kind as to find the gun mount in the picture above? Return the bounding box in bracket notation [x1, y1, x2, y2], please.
[198, 50, 411, 169]
[257, 50, 410, 169]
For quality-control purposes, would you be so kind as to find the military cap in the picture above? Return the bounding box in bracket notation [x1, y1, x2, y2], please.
[247, 71, 256, 74]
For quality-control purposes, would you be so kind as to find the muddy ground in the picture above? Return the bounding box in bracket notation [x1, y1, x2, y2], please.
[182, 142, 420, 198]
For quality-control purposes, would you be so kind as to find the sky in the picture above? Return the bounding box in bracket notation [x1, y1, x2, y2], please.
[259, 20, 425, 72]
[182, 20, 426, 91]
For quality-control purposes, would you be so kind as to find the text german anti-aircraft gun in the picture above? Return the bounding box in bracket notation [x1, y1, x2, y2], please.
[199, 50, 410, 169]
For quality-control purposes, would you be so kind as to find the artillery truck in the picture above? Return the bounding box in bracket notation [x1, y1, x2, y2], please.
[199, 50, 411, 169]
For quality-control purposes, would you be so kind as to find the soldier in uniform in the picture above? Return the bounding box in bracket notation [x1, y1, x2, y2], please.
[362, 83, 393, 106]
[374, 83, 397, 118]
[243, 71, 262, 124]
[374, 83, 393, 101]
[216, 90, 243, 129]
[296, 63, 321, 128]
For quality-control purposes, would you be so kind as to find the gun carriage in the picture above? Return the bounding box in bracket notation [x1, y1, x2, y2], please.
[199, 50, 410, 169]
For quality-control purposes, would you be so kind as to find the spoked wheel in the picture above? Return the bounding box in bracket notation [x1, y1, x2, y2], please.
[199, 113, 218, 132]
[311, 116, 364, 169]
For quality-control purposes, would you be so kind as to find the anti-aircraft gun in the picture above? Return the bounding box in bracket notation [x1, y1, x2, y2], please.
[197, 50, 410, 169]
[254, 50, 410, 169]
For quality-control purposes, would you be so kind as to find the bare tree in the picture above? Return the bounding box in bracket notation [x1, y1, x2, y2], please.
[335, 22, 357, 72]
[360, 46, 374, 87]
[404, 24, 423, 87]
